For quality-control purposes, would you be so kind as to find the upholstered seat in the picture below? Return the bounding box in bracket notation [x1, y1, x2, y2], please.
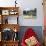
[21, 28, 41, 46]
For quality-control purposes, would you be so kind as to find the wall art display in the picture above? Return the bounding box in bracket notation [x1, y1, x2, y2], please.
[23, 8, 37, 19]
[2, 10, 9, 15]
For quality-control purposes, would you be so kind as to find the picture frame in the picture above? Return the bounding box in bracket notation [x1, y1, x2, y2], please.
[23, 8, 37, 19]
[2, 10, 9, 15]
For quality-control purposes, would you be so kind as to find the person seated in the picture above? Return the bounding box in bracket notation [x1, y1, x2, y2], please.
[21, 28, 41, 46]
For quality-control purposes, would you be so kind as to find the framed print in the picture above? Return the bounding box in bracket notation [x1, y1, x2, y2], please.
[23, 8, 37, 19]
[2, 10, 9, 15]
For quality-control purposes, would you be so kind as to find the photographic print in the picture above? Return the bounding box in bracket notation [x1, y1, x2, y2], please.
[23, 8, 37, 19]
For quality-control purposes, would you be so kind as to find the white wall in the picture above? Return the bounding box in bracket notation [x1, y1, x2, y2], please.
[0, 0, 15, 7]
[0, 0, 44, 26]
[17, 0, 44, 26]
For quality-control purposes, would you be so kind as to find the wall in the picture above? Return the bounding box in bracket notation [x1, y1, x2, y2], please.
[0, 0, 44, 26]
[0, 0, 15, 7]
[17, 0, 44, 26]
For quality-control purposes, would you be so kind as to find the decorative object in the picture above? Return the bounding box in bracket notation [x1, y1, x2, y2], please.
[2, 28, 13, 41]
[13, 28, 18, 41]
[5, 18, 8, 24]
[1, 28, 19, 41]
[9, 10, 18, 15]
[13, 32, 18, 41]
[23, 8, 37, 19]
[25, 36, 38, 46]
[2, 10, 9, 15]
[14, 28, 17, 32]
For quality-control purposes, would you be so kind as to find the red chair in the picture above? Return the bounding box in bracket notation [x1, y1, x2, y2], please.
[21, 28, 41, 46]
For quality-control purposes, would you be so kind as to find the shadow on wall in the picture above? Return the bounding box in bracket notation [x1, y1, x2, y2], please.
[18, 26, 43, 44]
